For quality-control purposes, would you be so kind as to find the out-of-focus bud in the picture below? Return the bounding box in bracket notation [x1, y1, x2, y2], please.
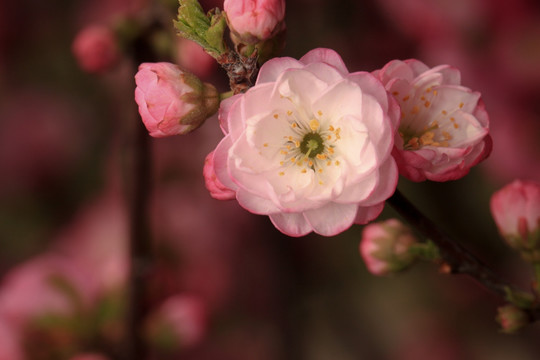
[134, 62, 219, 137]
[359, 219, 418, 276]
[176, 38, 216, 79]
[72, 24, 120, 73]
[224, 0, 286, 63]
[496, 304, 529, 333]
[203, 151, 235, 200]
[490, 179, 540, 262]
[145, 295, 207, 352]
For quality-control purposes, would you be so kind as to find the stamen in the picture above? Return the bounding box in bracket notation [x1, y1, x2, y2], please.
[309, 119, 320, 131]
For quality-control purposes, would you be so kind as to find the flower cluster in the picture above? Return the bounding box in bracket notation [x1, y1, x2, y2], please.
[202, 49, 491, 236]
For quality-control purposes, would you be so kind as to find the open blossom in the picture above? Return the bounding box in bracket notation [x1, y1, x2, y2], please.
[224, 0, 285, 43]
[373, 59, 491, 182]
[360, 218, 418, 276]
[212, 48, 400, 237]
[490, 180, 540, 259]
[135, 62, 219, 137]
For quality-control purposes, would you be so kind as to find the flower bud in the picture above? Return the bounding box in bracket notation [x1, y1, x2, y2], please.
[490, 180, 540, 261]
[359, 219, 418, 276]
[203, 151, 236, 200]
[72, 25, 120, 73]
[134, 62, 219, 137]
[224, 0, 285, 44]
[496, 304, 529, 333]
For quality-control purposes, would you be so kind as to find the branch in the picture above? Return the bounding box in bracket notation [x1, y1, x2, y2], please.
[386, 189, 540, 322]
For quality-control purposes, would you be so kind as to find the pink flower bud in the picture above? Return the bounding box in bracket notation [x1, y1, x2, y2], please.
[496, 304, 528, 333]
[203, 151, 236, 200]
[134, 62, 219, 137]
[72, 25, 120, 73]
[373, 59, 492, 182]
[490, 180, 540, 259]
[145, 295, 207, 350]
[224, 0, 285, 44]
[360, 219, 418, 276]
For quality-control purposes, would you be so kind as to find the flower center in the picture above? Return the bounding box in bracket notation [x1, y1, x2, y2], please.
[393, 86, 464, 150]
[300, 132, 325, 158]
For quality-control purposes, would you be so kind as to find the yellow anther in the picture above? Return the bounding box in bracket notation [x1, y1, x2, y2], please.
[392, 91, 399, 96]
[273, 114, 279, 119]
[291, 123, 297, 128]
[424, 101, 431, 108]
[279, 171, 285, 176]
[453, 123, 459, 129]
[402, 95, 410, 101]
[318, 168, 323, 173]
[327, 135, 332, 140]
[411, 106, 419, 114]
[309, 119, 320, 131]
[442, 131, 452, 140]
[433, 90, 438, 95]
[294, 140, 300, 147]
[327, 161, 332, 166]
[328, 125, 335, 131]
[459, 102, 464, 109]
[450, 117, 455, 122]
[301, 169, 307, 173]
[316, 154, 327, 160]
[426, 87, 432, 93]
[287, 110, 293, 116]
[421, 96, 426, 101]
[328, 147, 334, 154]
[263, 143, 268, 147]
[308, 160, 314, 167]
[280, 161, 284, 165]
[280, 150, 288, 155]
[317, 110, 323, 116]
[335, 160, 340, 166]
[319, 180, 324, 185]
[442, 110, 448, 115]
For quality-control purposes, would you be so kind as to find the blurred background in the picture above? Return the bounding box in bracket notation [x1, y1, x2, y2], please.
[1, 0, 540, 359]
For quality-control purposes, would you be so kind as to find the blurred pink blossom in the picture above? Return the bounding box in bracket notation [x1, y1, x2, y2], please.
[135, 62, 219, 137]
[359, 218, 417, 276]
[175, 38, 216, 79]
[146, 294, 207, 350]
[224, 0, 285, 43]
[72, 24, 120, 73]
[0, 319, 23, 360]
[490, 179, 540, 253]
[374, 59, 491, 182]
[212, 48, 400, 236]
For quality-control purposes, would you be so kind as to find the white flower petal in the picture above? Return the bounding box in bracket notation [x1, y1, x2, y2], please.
[269, 212, 313, 237]
[299, 48, 349, 75]
[304, 202, 358, 236]
[256, 57, 303, 84]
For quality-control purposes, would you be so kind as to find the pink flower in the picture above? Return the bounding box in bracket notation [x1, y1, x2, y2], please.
[212, 48, 400, 237]
[134, 62, 219, 137]
[373, 59, 491, 182]
[72, 25, 120, 73]
[224, 0, 285, 43]
[203, 151, 236, 200]
[359, 219, 418, 276]
[490, 180, 540, 257]
[146, 294, 207, 350]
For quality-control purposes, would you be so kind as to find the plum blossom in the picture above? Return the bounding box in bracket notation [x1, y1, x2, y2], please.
[212, 48, 400, 237]
[224, 0, 285, 43]
[373, 59, 491, 182]
[360, 218, 418, 276]
[490, 179, 540, 259]
[135, 62, 219, 137]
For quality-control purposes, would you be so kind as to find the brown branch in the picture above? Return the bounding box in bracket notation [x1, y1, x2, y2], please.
[386, 189, 540, 322]
[217, 50, 259, 94]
